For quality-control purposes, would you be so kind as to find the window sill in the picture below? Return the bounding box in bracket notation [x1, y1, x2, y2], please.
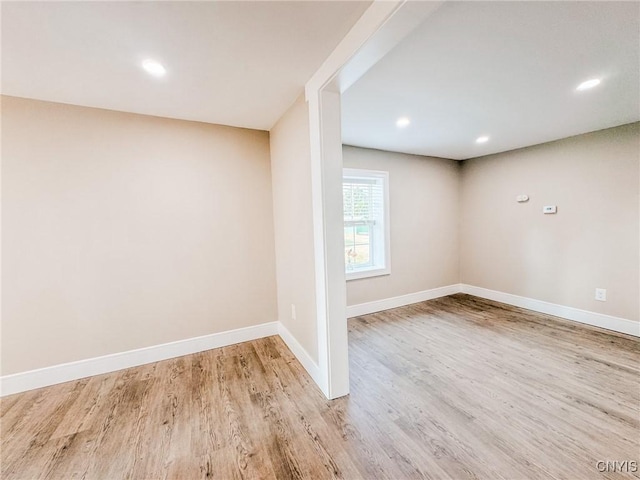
[345, 267, 390, 281]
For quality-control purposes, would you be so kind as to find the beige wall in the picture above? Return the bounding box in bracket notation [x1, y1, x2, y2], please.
[1, 95, 278, 375]
[3, 94, 636, 378]
[461, 123, 640, 321]
[343, 146, 461, 306]
[270, 95, 319, 362]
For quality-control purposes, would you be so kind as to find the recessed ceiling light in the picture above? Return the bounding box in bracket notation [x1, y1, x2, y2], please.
[576, 78, 601, 91]
[476, 136, 489, 144]
[142, 59, 166, 77]
[396, 117, 410, 128]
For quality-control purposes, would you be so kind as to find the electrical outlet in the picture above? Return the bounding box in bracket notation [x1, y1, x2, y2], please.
[595, 288, 607, 302]
[291, 304, 297, 320]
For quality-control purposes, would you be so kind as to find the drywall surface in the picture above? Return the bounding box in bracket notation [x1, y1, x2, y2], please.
[270, 95, 319, 362]
[1, 95, 278, 375]
[343, 146, 461, 306]
[461, 123, 640, 321]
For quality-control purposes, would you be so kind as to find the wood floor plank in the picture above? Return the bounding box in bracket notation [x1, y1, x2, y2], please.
[2, 293, 638, 479]
[217, 348, 277, 479]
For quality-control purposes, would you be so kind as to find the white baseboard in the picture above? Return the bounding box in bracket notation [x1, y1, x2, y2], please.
[346, 284, 463, 318]
[277, 322, 323, 388]
[4, 285, 636, 397]
[461, 284, 639, 338]
[345, 282, 638, 338]
[0, 321, 279, 397]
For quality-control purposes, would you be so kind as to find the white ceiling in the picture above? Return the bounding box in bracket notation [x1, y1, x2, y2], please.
[342, 1, 640, 160]
[1, 1, 369, 130]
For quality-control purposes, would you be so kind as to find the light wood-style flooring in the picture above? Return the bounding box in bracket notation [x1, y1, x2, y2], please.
[2, 294, 639, 479]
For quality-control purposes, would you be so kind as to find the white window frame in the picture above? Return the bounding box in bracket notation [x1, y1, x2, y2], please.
[343, 168, 390, 281]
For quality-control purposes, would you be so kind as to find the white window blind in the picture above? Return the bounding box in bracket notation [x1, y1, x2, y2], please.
[343, 169, 390, 280]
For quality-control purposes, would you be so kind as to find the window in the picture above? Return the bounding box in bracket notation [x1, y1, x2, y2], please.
[343, 168, 390, 280]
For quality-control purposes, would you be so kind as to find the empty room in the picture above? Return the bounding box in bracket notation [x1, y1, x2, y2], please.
[1, 1, 639, 479]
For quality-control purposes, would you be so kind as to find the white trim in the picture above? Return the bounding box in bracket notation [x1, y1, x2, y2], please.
[461, 284, 639, 338]
[343, 168, 391, 282]
[346, 268, 390, 281]
[4, 287, 635, 397]
[305, 1, 404, 95]
[306, 0, 441, 400]
[308, 90, 350, 399]
[277, 322, 323, 388]
[305, 1, 444, 95]
[346, 283, 639, 338]
[346, 284, 463, 318]
[307, 90, 331, 398]
[0, 322, 278, 397]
